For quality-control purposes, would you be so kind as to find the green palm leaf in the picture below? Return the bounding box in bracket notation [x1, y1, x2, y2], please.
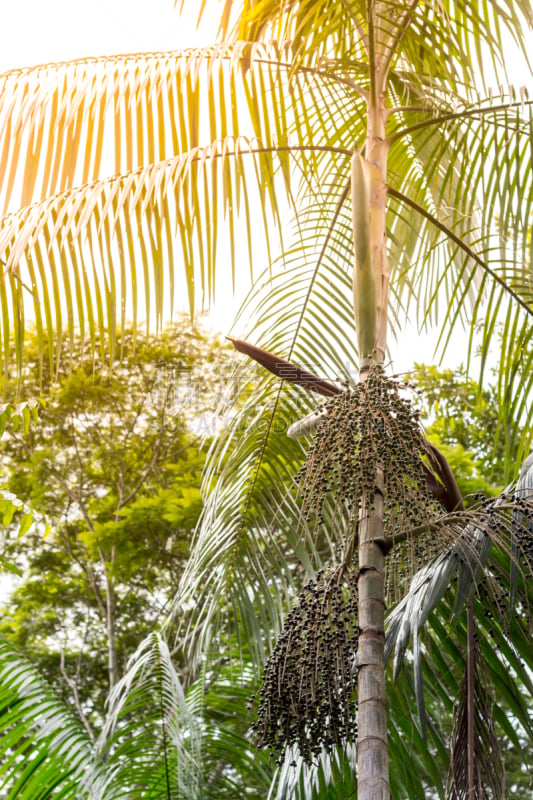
[385, 458, 533, 740]
[0, 630, 274, 799]
[0, 634, 102, 799]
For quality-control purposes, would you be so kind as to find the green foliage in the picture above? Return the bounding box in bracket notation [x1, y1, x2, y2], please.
[0, 399, 47, 573]
[0, 320, 230, 731]
[411, 363, 513, 494]
[0, 630, 274, 799]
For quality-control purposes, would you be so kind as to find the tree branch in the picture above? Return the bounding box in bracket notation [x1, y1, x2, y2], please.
[60, 648, 96, 744]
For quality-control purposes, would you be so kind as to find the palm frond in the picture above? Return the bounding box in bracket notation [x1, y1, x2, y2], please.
[97, 631, 276, 798]
[173, 167, 363, 666]
[0, 44, 355, 210]
[0, 40, 367, 380]
[0, 141, 300, 382]
[222, 0, 533, 92]
[86, 632, 203, 799]
[511, 453, 533, 611]
[385, 459, 533, 740]
[228, 0, 369, 66]
[0, 627, 276, 799]
[0, 634, 102, 799]
[384, 91, 533, 466]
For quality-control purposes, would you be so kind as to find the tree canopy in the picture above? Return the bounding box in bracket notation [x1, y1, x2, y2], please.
[0, 321, 228, 732]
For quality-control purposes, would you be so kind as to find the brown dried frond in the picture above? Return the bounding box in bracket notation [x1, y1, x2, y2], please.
[446, 634, 505, 799]
[251, 566, 358, 764]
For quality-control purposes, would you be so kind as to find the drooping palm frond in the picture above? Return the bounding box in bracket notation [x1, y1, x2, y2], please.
[0, 141, 300, 386]
[382, 562, 533, 800]
[173, 173, 363, 666]
[83, 632, 204, 799]
[0, 634, 103, 799]
[93, 631, 276, 799]
[0, 43, 357, 211]
[0, 40, 365, 381]
[385, 454, 533, 748]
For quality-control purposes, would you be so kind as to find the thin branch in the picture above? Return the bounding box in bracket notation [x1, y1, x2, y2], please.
[60, 528, 108, 620]
[118, 415, 167, 510]
[99, 544, 120, 690]
[47, 464, 95, 532]
[60, 648, 96, 744]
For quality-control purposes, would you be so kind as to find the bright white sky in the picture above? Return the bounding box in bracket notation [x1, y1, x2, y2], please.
[0, 1, 530, 373]
[0, 0, 214, 71]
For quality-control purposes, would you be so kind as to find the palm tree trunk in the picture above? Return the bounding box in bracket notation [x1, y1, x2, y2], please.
[357, 468, 389, 799]
[355, 42, 391, 796]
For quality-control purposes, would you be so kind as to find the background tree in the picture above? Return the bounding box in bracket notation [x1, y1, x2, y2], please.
[0, 320, 229, 735]
[411, 363, 508, 495]
[0, 321, 282, 799]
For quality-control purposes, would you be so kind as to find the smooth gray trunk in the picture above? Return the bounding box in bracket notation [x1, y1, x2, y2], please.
[357, 467, 389, 799]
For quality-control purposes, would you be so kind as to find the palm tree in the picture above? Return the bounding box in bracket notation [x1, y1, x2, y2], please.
[1, 1, 533, 797]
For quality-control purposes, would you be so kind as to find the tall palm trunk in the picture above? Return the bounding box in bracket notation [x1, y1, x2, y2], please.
[357, 469, 389, 799]
[354, 52, 391, 799]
